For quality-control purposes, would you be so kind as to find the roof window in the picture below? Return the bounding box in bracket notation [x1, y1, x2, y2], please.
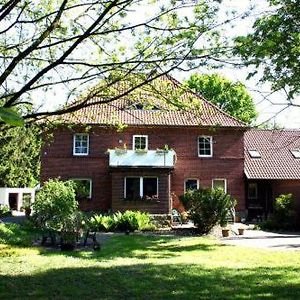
[291, 149, 300, 158]
[248, 150, 261, 158]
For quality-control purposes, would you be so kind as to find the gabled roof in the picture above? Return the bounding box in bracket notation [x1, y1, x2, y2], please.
[245, 129, 300, 180]
[57, 75, 246, 128]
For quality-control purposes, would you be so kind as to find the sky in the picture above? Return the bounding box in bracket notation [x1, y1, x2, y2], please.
[194, 0, 300, 128]
[35, 0, 300, 128]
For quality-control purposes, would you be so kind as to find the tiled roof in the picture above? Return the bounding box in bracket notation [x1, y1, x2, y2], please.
[57, 75, 246, 128]
[245, 130, 300, 179]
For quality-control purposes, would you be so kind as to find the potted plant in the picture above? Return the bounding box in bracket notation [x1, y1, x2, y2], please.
[220, 219, 230, 237]
[135, 148, 148, 154]
[156, 144, 171, 154]
[114, 143, 127, 155]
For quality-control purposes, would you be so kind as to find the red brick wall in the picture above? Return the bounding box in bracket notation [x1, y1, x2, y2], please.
[41, 125, 246, 213]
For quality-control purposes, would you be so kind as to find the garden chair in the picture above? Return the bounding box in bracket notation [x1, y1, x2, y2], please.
[172, 208, 182, 225]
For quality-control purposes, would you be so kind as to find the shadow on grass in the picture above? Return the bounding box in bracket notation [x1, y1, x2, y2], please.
[41, 235, 227, 260]
[0, 263, 299, 299]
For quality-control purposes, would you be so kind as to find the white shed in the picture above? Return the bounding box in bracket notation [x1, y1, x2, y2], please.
[0, 187, 35, 211]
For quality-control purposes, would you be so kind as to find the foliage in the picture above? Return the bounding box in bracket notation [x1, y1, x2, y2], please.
[185, 73, 257, 124]
[0, 124, 41, 187]
[261, 193, 298, 230]
[32, 179, 79, 235]
[235, 0, 300, 100]
[0, 223, 38, 247]
[88, 210, 154, 232]
[0, 0, 241, 124]
[0, 205, 11, 217]
[71, 179, 91, 199]
[180, 187, 236, 234]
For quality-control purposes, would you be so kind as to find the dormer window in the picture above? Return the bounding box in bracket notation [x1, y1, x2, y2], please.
[291, 149, 300, 158]
[133, 135, 148, 150]
[248, 149, 261, 158]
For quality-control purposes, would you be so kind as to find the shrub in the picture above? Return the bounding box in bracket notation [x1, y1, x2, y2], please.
[88, 214, 115, 232]
[0, 223, 39, 246]
[261, 194, 297, 230]
[32, 179, 79, 239]
[87, 210, 154, 232]
[0, 204, 11, 217]
[180, 188, 236, 234]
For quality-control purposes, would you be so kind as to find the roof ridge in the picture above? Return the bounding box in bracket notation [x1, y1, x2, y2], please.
[165, 74, 247, 128]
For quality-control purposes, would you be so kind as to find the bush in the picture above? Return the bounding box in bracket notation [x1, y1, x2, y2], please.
[180, 188, 236, 234]
[0, 223, 39, 246]
[87, 210, 154, 232]
[0, 204, 11, 217]
[32, 179, 79, 240]
[261, 194, 297, 230]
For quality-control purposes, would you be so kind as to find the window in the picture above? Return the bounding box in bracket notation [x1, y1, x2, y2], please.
[184, 179, 199, 192]
[124, 177, 158, 200]
[291, 149, 300, 158]
[198, 136, 213, 157]
[133, 135, 148, 150]
[71, 179, 92, 199]
[212, 179, 227, 193]
[73, 134, 89, 155]
[248, 183, 258, 199]
[248, 149, 261, 158]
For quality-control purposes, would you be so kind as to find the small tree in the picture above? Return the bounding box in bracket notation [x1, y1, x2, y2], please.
[263, 194, 298, 230]
[32, 179, 79, 241]
[180, 188, 236, 234]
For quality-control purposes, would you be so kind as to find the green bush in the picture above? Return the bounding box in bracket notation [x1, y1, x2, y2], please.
[180, 188, 236, 234]
[0, 223, 39, 246]
[0, 204, 11, 217]
[261, 194, 297, 230]
[87, 210, 154, 232]
[32, 179, 79, 239]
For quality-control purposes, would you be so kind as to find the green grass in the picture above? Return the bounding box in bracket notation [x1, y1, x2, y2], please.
[1, 232, 300, 299]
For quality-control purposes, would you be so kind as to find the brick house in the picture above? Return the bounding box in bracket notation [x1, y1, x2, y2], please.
[245, 129, 300, 220]
[41, 76, 247, 216]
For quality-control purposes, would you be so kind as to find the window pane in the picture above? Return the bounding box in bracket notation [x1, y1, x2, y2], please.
[134, 136, 147, 150]
[185, 179, 198, 191]
[248, 183, 258, 199]
[72, 179, 91, 199]
[74, 134, 89, 154]
[143, 177, 158, 197]
[125, 177, 140, 200]
[213, 179, 226, 192]
[198, 137, 212, 156]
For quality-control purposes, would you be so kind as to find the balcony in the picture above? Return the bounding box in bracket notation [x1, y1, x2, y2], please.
[108, 149, 176, 168]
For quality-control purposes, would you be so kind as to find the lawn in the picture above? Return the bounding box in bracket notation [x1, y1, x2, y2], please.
[1, 229, 300, 299]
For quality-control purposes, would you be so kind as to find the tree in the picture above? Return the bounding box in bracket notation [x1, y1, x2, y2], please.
[0, 0, 243, 126]
[185, 73, 257, 124]
[235, 0, 300, 102]
[0, 124, 41, 187]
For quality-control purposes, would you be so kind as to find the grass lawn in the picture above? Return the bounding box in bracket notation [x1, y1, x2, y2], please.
[1, 231, 300, 299]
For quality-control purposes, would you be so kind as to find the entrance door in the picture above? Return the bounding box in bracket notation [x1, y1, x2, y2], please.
[8, 193, 18, 210]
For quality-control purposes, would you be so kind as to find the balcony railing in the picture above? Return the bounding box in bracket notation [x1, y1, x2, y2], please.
[108, 149, 176, 168]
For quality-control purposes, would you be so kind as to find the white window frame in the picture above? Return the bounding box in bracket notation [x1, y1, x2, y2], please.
[184, 178, 199, 192]
[248, 182, 258, 199]
[198, 136, 213, 157]
[73, 133, 89, 156]
[133, 135, 148, 151]
[124, 176, 158, 198]
[70, 178, 92, 199]
[212, 178, 227, 193]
